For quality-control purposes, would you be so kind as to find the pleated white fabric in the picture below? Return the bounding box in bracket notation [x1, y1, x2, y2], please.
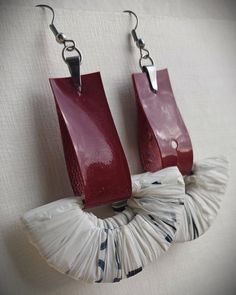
[21, 157, 228, 283]
[175, 157, 229, 242]
[21, 167, 185, 283]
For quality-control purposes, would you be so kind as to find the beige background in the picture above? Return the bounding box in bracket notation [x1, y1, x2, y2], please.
[0, 1, 236, 294]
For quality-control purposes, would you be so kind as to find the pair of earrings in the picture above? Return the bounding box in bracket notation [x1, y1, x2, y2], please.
[38, 5, 193, 207]
[21, 5, 228, 283]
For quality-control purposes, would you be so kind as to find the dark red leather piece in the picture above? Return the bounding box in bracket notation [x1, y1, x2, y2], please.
[133, 69, 193, 175]
[49, 72, 132, 208]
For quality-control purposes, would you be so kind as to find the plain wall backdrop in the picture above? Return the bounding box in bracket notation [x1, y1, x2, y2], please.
[0, 1, 236, 294]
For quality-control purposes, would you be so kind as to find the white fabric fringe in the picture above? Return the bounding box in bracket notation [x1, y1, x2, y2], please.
[175, 157, 229, 242]
[22, 167, 185, 283]
[21, 157, 228, 283]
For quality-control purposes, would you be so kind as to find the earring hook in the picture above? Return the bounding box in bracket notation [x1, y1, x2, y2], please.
[36, 4, 69, 44]
[36, 4, 55, 25]
[123, 10, 158, 92]
[123, 10, 154, 67]
[123, 10, 144, 49]
[123, 10, 138, 31]
[36, 4, 81, 60]
[36, 4, 82, 91]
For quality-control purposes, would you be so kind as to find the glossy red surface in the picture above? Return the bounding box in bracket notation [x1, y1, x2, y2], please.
[133, 69, 193, 175]
[49, 72, 132, 208]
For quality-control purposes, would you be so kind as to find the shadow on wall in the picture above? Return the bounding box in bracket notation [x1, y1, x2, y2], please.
[2, 93, 78, 292]
[31, 96, 73, 203]
[4, 224, 80, 292]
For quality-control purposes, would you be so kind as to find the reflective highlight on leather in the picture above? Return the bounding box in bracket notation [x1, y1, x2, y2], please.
[49, 72, 132, 207]
[133, 69, 193, 175]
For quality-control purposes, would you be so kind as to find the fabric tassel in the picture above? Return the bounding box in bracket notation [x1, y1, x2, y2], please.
[175, 156, 229, 242]
[21, 167, 185, 283]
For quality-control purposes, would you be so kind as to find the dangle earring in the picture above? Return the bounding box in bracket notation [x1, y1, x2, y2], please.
[21, 5, 187, 283]
[124, 10, 229, 242]
[123, 10, 193, 176]
[36, 5, 132, 208]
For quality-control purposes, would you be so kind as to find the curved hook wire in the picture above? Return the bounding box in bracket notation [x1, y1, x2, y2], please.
[36, 4, 83, 90]
[36, 4, 77, 50]
[36, 4, 55, 25]
[123, 10, 157, 91]
[36, 4, 64, 42]
[123, 10, 139, 31]
[35, 4, 81, 58]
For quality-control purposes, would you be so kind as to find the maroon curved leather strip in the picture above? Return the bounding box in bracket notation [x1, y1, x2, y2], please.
[132, 69, 193, 175]
[49, 72, 132, 208]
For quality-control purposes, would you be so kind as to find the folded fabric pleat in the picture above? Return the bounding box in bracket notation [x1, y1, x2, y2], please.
[175, 157, 229, 242]
[21, 167, 185, 283]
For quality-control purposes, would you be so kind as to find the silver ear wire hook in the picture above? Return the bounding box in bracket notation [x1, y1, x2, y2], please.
[36, 4, 54, 22]
[36, 4, 82, 91]
[123, 10, 138, 30]
[36, 4, 67, 44]
[123, 10, 144, 49]
[123, 10, 158, 92]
